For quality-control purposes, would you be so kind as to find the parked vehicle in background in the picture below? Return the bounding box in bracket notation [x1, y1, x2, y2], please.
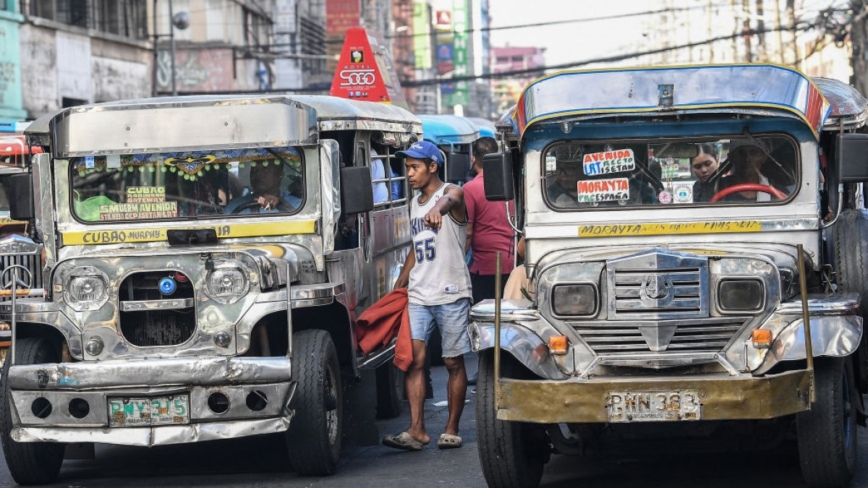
[474, 64, 868, 488]
[419, 114, 480, 184]
[0, 95, 420, 485]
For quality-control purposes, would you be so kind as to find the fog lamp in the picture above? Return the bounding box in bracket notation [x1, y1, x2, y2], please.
[718, 279, 764, 312]
[85, 337, 104, 356]
[552, 284, 598, 316]
[214, 331, 231, 348]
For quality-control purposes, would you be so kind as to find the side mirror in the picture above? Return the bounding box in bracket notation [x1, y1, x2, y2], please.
[340, 166, 374, 214]
[9, 172, 34, 221]
[446, 151, 470, 183]
[482, 152, 513, 201]
[836, 133, 868, 182]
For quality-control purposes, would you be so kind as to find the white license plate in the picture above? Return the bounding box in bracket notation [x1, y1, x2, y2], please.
[607, 390, 701, 422]
[108, 396, 190, 427]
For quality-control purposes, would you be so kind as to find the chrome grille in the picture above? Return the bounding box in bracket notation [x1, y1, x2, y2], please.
[612, 268, 702, 314]
[605, 250, 710, 319]
[0, 253, 42, 301]
[572, 318, 745, 354]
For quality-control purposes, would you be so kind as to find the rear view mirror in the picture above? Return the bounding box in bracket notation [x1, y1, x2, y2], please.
[837, 133, 868, 182]
[447, 151, 470, 183]
[9, 173, 33, 221]
[340, 166, 373, 214]
[483, 152, 513, 201]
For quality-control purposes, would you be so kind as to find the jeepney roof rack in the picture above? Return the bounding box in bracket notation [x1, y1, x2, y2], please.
[510, 64, 831, 140]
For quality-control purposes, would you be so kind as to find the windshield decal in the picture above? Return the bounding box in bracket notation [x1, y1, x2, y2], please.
[583, 149, 635, 176]
[578, 220, 763, 238]
[577, 178, 630, 203]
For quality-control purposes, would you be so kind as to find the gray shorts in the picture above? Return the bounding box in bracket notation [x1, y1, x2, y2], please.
[408, 298, 472, 358]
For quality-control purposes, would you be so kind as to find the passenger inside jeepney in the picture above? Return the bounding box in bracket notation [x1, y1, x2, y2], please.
[717, 139, 796, 202]
[546, 159, 582, 207]
[691, 143, 724, 202]
[225, 161, 302, 214]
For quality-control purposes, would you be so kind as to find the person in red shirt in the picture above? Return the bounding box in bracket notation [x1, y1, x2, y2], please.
[464, 137, 516, 304]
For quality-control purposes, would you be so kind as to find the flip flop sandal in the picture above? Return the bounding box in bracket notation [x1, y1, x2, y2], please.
[437, 433, 463, 449]
[382, 432, 424, 451]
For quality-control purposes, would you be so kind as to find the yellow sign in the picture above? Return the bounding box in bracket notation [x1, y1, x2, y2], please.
[62, 220, 317, 245]
[578, 221, 763, 238]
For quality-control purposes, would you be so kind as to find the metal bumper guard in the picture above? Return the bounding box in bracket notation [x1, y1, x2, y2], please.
[496, 369, 812, 423]
[8, 356, 296, 446]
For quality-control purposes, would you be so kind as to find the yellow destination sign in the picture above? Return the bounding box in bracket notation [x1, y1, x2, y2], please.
[578, 221, 763, 238]
[62, 220, 317, 245]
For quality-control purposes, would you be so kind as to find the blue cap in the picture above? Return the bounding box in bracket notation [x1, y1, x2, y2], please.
[396, 141, 444, 166]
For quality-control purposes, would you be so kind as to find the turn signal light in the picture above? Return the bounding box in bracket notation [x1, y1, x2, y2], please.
[548, 336, 569, 355]
[751, 329, 773, 349]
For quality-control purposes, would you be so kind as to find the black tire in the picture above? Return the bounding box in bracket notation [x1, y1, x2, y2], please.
[834, 209, 868, 390]
[476, 350, 547, 488]
[375, 363, 404, 419]
[286, 330, 342, 476]
[0, 337, 65, 485]
[797, 357, 857, 488]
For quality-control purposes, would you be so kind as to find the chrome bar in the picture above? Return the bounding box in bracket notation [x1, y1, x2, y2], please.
[797, 244, 815, 403]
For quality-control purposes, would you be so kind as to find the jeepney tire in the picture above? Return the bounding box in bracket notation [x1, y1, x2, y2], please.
[476, 350, 547, 488]
[796, 357, 857, 488]
[375, 362, 404, 419]
[0, 336, 65, 485]
[834, 209, 868, 391]
[286, 329, 342, 476]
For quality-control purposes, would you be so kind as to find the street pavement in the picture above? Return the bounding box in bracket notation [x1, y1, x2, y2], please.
[1, 355, 868, 487]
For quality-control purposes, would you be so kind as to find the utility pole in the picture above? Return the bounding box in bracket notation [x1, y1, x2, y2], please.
[756, 0, 766, 61]
[742, 0, 753, 62]
[707, 0, 715, 63]
[774, 0, 785, 64]
[851, 1, 868, 93]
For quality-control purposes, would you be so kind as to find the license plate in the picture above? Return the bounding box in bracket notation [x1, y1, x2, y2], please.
[108, 396, 190, 427]
[607, 390, 701, 422]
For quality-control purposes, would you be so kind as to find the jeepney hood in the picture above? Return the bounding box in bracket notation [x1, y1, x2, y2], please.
[533, 242, 800, 278]
[52, 242, 319, 287]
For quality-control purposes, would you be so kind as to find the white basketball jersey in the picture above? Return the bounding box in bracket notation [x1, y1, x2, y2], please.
[407, 183, 473, 306]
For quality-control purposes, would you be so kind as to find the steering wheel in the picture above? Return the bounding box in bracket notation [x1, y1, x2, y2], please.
[709, 183, 787, 203]
[230, 199, 295, 214]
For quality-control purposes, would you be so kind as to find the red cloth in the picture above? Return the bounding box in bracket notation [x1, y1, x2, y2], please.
[354, 289, 413, 372]
[464, 173, 515, 275]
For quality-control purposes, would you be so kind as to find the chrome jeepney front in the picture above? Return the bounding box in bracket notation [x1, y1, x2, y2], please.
[469, 248, 862, 423]
[0, 249, 345, 446]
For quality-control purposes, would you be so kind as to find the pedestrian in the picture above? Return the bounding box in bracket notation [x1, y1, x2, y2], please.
[383, 140, 472, 452]
[464, 137, 515, 304]
[463, 137, 514, 386]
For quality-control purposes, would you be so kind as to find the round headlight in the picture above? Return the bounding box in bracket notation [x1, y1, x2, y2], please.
[204, 263, 249, 305]
[552, 284, 598, 317]
[63, 267, 110, 312]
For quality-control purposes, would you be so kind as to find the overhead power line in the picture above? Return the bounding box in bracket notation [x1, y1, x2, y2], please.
[399, 23, 821, 88]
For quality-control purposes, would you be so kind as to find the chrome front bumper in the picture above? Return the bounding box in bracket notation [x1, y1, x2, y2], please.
[7, 356, 296, 446]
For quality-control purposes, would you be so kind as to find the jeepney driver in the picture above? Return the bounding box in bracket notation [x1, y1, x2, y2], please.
[718, 139, 794, 202]
[546, 159, 582, 207]
[224, 161, 301, 213]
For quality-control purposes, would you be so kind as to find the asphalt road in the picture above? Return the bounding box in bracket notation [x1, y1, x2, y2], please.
[1, 356, 868, 488]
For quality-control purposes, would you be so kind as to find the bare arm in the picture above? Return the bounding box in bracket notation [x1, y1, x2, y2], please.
[394, 236, 416, 289]
[423, 184, 465, 230]
[465, 223, 474, 253]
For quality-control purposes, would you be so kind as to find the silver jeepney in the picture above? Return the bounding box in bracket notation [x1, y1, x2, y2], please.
[0, 95, 420, 485]
[473, 65, 868, 488]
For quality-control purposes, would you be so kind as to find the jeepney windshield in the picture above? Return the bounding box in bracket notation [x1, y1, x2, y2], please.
[543, 135, 798, 209]
[70, 147, 304, 222]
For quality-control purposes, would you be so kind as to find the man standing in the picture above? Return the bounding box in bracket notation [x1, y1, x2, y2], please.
[464, 137, 515, 304]
[383, 140, 472, 451]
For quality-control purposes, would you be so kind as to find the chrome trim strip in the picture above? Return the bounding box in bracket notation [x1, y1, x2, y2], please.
[120, 298, 195, 312]
[8, 357, 292, 390]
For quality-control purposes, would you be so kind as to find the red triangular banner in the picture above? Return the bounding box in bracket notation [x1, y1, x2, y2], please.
[330, 27, 408, 109]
